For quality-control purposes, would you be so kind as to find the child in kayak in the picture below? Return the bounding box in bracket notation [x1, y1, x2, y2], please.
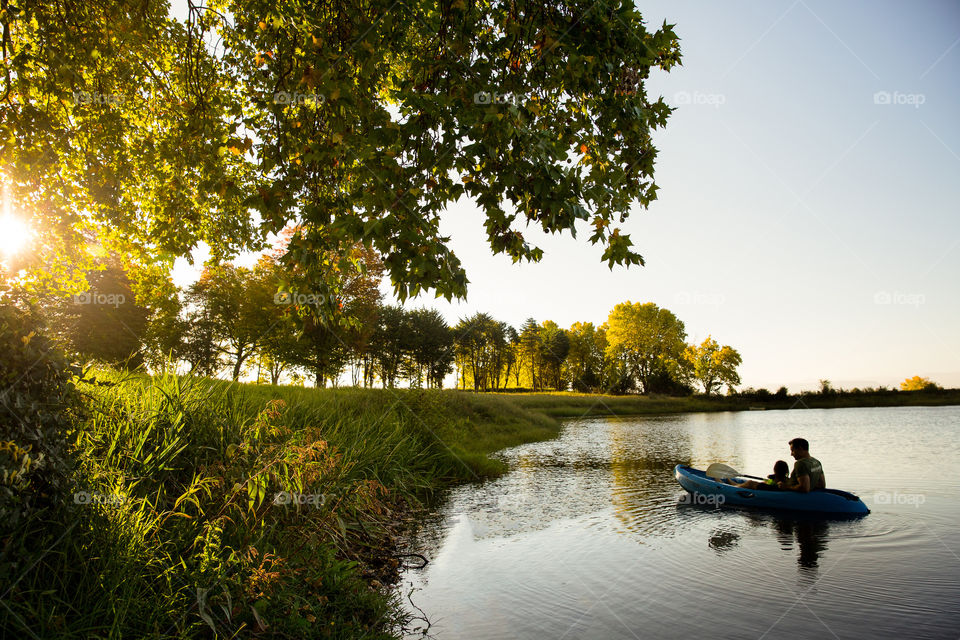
[726, 460, 789, 490]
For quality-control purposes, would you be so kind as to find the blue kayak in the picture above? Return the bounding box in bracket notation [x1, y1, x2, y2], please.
[675, 465, 870, 515]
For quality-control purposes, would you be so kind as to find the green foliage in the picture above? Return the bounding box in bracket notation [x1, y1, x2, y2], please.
[539, 320, 570, 391]
[2, 0, 680, 303]
[47, 259, 150, 368]
[0, 302, 79, 531]
[185, 264, 277, 381]
[405, 308, 455, 388]
[454, 312, 514, 391]
[7, 370, 499, 638]
[564, 321, 607, 392]
[605, 301, 686, 393]
[645, 367, 694, 396]
[681, 335, 742, 396]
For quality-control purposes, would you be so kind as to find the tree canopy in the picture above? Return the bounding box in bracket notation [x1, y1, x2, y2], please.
[605, 301, 685, 393]
[2, 0, 680, 302]
[682, 335, 741, 396]
[900, 376, 940, 391]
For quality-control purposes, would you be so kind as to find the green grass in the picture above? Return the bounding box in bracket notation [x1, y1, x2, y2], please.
[2, 373, 573, 639]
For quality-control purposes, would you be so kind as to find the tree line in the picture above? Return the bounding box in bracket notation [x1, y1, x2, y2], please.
[43, 246, 742, 395]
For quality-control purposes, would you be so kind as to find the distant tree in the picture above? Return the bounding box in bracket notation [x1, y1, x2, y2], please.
[645, 365, 694, 395]
[53, 259, 150, 368]
[454, 312, 506, 391]
[137, 266, 189, 374]
[518, 318, 543, 390]
[493, 321, 517, 390]
[185, 264, 276, 381]
[681, 336, 742, 396]
[540, 320, 570, 390]
[565, 322, 606, 392]
[179, 308, 221, 377]
[819, 379, 834, 395]
[406, 308, 454, 388]
[502, 326, 521, 389]
[293, 316, 351, 387]
[372, 305, 408, 388]
[260, 238, 386, 387]
[900, 376, 941, 391]
[605, 302, 686, 393]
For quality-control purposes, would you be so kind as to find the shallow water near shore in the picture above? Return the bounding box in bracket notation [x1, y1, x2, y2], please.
[396, 405, 960, 639]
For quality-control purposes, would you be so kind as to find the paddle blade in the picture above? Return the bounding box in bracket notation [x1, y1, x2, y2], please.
[705, 463, 741, 480]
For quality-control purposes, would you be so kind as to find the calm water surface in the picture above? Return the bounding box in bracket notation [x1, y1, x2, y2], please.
[397, 406, 960, 639]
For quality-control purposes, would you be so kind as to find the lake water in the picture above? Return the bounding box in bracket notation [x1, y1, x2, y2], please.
[396, 406, 960, 639]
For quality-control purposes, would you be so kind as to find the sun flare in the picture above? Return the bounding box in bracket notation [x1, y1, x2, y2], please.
[0, 213, 32, 257]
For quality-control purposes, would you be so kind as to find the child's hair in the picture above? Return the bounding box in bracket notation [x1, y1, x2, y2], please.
[773, 460, 789, 480]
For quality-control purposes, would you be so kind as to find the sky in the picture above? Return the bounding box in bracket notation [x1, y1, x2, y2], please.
[175, 0, 960, 391]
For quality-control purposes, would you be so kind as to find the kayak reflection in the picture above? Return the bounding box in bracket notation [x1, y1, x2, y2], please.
[771, 517, 830, 571]
[694, 509, 833, 574]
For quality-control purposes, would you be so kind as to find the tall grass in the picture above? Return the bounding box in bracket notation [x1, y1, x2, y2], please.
[6, 371, 499, 639]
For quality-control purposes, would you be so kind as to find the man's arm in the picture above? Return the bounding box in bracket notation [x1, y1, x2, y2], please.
[790, 474, 811, 493]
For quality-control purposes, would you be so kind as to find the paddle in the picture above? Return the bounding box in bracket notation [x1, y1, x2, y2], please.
[705, 463, 741, 480]
[705, 463, 768, 482]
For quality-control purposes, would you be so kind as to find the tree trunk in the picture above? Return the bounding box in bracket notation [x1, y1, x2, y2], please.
[232, 348, 244, 381]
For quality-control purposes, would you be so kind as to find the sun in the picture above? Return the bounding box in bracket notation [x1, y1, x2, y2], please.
[0, 213, 32, 257]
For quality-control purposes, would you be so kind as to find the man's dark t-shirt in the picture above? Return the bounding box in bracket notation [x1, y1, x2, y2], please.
[790, 456, 825, 490]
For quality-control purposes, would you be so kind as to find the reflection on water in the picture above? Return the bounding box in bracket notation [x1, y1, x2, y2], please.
[775, 518, 830, 570]
[707, 527, 740, 553]
[709, 509, 833, 571]
[398, 407, 960, 640]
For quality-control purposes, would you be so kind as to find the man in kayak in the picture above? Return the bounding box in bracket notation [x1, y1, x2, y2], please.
[784, 438, 826, 492]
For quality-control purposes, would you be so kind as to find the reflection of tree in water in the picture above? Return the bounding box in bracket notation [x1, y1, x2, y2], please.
[708, 528, 740, 553]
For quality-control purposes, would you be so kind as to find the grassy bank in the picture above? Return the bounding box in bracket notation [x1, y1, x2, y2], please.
[2, 372, 565, 639]
[5, 373, 957, 639]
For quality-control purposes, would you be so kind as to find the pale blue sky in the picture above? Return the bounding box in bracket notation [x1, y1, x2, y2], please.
[397, 0, 960, 391]
[176, 0, 960, 391]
